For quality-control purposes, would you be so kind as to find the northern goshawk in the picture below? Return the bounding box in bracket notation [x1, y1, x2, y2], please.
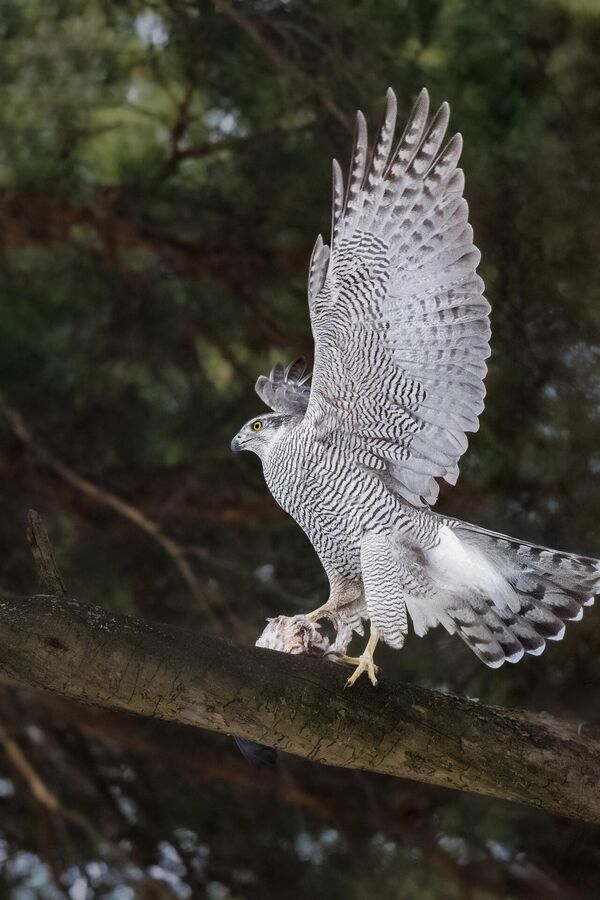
[231, 88, 599, 686]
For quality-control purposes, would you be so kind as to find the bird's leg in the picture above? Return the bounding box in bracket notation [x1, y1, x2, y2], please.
[306, 575, 365, 657]
[306, 601, 335, 622]
[344, 626, 380, 687]
[331, 654, 361, 667]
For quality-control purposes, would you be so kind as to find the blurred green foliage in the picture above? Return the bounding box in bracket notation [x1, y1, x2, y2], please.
[0, 0, 599, 897]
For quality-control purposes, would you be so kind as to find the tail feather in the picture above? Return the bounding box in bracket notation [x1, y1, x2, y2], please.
[446, 596, 551, 668]
[429, 519, 599, 667]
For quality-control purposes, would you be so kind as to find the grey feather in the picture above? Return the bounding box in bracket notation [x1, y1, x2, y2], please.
[255, 357, 312, 415]
[432, 518, 599, 667]
[304, 87, 489, 507]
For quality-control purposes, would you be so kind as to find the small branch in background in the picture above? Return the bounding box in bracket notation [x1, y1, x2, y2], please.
[212, 0, 353, 133]
[165, 117, 315, 174]
[26, 510, 67, 597]
[0, 393, 217, 625]
[0, 187, 296, 348]
[0, 726, 59, 812]
[162, 83, 195, 178]
[184, 544, 307, 608]
[0, 725, 175, 899]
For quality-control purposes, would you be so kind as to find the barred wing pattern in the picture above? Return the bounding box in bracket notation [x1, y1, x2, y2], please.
[305, 88, 490, 507]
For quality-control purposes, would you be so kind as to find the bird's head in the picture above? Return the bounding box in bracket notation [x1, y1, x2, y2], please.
[230, 413, 292, 462]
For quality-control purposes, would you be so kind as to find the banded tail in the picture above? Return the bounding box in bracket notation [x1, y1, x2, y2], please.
[414, 519, 599, 668]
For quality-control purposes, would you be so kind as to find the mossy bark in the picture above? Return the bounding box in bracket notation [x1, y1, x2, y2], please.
[0, 594, 598, 823]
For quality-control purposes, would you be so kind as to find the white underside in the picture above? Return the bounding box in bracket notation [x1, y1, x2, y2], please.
[425, 526, 515, 607]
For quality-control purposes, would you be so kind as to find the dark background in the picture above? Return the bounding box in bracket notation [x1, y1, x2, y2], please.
[0, 1, 599, 897]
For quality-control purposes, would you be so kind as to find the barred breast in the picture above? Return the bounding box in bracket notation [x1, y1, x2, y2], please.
[263, 421, 400, 577]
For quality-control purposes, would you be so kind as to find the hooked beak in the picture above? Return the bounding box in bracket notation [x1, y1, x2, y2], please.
[230, 435, 244, 452]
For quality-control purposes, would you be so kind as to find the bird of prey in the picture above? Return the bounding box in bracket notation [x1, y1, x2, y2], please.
[231, 88, 599, 686]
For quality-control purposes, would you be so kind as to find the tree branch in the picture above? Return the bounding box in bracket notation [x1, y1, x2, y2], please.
[212, 0, 353, 133]
[0, 394, 216, 622]
[0, 592, 598, 824]
[0, 722, 175, 899]
[0, 187, 299, 346]
[26, 509, 67, 597]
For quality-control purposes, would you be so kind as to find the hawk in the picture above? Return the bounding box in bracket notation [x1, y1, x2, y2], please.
[231, 88, 599, 686]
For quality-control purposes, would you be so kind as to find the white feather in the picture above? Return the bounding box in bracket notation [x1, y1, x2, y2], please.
[424, 526, 514, 606]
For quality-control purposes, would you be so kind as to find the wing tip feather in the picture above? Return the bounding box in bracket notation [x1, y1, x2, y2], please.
[416, 86, 429, 106]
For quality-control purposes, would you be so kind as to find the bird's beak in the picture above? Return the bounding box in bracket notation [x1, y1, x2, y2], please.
[231, 435, 243, 452]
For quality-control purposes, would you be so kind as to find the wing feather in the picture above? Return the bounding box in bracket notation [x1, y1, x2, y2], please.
[255, 357, 312, 415]
[308, 234, 330, 310]
[305, 88, 489, 506]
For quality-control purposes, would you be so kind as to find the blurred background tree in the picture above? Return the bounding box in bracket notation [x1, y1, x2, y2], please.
[0, 0, 599, 897]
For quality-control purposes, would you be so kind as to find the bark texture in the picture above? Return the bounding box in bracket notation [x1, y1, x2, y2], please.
[0, 593, 598, 824]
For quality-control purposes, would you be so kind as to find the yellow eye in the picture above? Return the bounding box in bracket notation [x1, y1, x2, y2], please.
[252, 420, 263, 432]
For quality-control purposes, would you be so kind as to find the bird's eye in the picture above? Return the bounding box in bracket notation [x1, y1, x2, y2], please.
[252, 420, 263, 432]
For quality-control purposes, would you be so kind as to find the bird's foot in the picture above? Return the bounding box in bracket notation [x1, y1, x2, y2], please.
[344, 652, 379, 688]
[306, 604, 353, 656]
[341, 627, 380, 687]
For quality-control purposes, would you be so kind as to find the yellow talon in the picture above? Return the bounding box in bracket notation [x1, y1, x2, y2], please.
[343, 628, 380, 687]
[331, 654, 361, 667]
[345, 658, 379, 687]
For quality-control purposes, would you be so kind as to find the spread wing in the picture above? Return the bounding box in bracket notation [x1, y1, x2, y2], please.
[304, 88, 490, 507]
[255, 357, 312, 415]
